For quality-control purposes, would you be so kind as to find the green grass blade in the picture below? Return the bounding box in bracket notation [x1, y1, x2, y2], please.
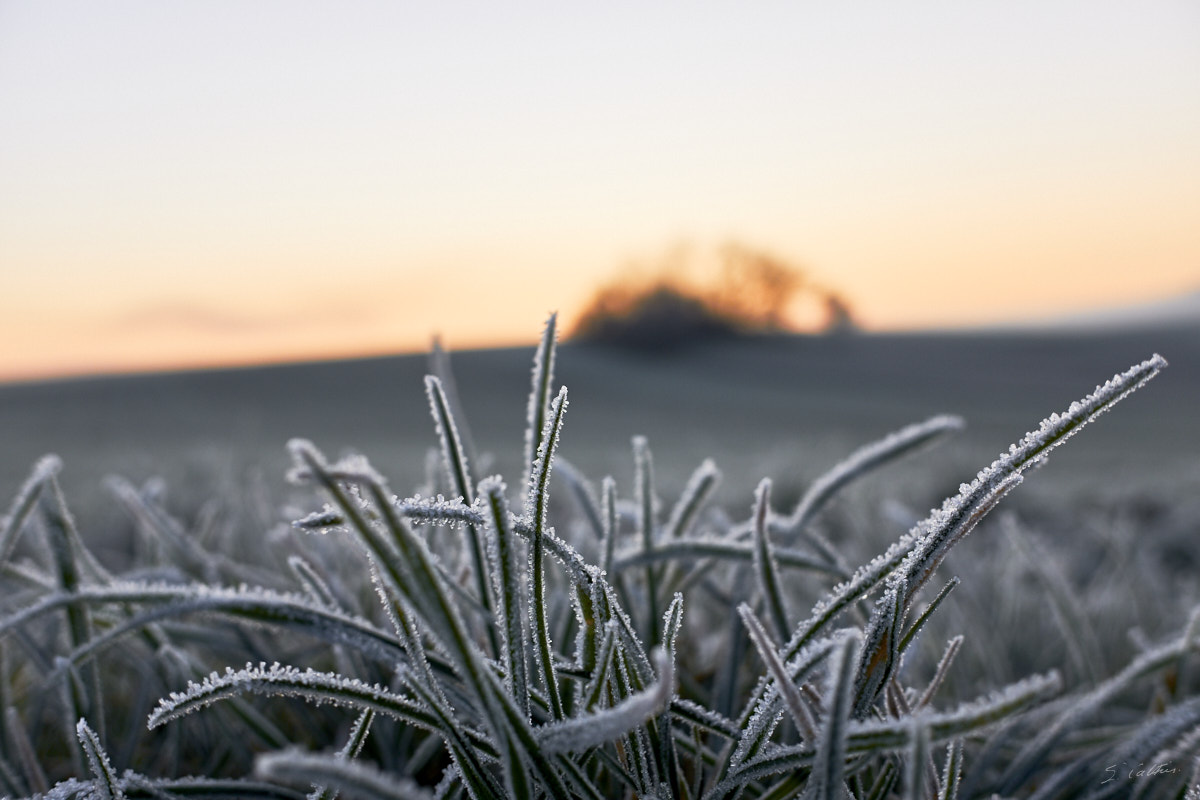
[41, 473, 104, 762]
[853, 575, 906, 719]
[917, 636, 964, 710]
[785, 415, 964, 536]
[0, 455, 60, 566]
[898, 577, 959, 656]
[938, 739, 963, 800]
[479, 477, 530, 719]
[524, 312, 558, 496]
[256, 749, 434, 800]
[600, 476, 618, 579]
[812, 631, 861, 800]
[538, 647, 674, 754]
[525, 386, 569, 720]
[4, 707, 48, 795]
[425, 376, 496, 660]
[76, 718, 124, 800]
[738, 603, 818, 743]
[750, 479, 790, 643]
[633, 436, 661, 649]
[904, 722, 933, 800]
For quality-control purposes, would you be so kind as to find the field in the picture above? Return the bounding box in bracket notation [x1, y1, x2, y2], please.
[1, 323, 1198, 798]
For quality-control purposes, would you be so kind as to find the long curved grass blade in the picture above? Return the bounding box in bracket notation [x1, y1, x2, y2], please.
[1030, 696, 1200, 800]
[289, 441, 576, 800]
[1005, 516, 1104, 685]
[600, 476, 618, 578]
[714, 670, 1061, 797]
[812, 631, 862, 800]
[479, 477, 530, 719]
[307, 709, 375, 800]
[671, 698, 740, 741]
[555, 459, 606, 541]
[147, 663, 478, 742]
[423, 373, 480, 510]
[658, 458, 722, 600]
[256, 749, 434, 800]
[76, 718, 123, 800]
[41, 474, 104, 760]
[738, 603, 818, 742]
[854, 575, 907, 719]
[918, 636, 964, 711]
[428, 335, 479, 470]
[425, 376, 496, 659]
[750, 479, 790, 643]
[614, 536, 842, 577]
[632, 436, 662, 651]
[693, 416, 964, 597]
[854, 669, 1062, 749]
[524, 312, 558, 495]
[5, 707, 48, 795]
[777, 354, 1166, 684]
[664, 459, 721, 541]
[539, 647, 674, 754]
[865, 760, 901, 800]
[105, 475, 215, 581]
[126, 776, 310, 799]
[155, 643, 291, 751]
[998, 612, 1199, 793]
[728, 635, 837, 775]
[288, 442, 482, 696]
[657, 594, 685, 799]
[898, 577, 960, 656]
[785, 415, 965, 535]
[287, 554, 342, 611]
[0, 455, 61, 566]
[525, 386, 569, 720]
[1, 583, 413, 670]
[582, 621, 620, 711]
[904, 722, 932, 800]
[938, 739, 963, 800]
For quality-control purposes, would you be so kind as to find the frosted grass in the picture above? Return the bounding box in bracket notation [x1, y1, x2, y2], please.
[0, 329, 1186, 800]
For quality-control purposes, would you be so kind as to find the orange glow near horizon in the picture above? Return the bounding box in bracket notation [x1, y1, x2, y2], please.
[1, 2, 1197, 383]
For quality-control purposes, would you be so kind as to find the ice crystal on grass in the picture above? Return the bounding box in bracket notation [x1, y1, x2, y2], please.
[0, 331, 1183, 800]
[256, 749, 433, 800]
[0, 454, 62, 565]
[74, 720, 121, 800]
[539, 648, 675, 754]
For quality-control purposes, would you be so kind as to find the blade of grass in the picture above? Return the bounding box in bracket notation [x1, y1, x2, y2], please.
[256, 749, 434, 800]
[751, 479, 791, 643]
[77, 718, 124, 800]
[632, 436, 661, 651]
[425, 376, 497, 659]
[525, 386, 570, 720]
[479, 477, 530, 720]
[0, 455, 61, 566]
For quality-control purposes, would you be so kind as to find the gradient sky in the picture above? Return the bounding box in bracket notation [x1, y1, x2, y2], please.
[2, 1, 1198, 381]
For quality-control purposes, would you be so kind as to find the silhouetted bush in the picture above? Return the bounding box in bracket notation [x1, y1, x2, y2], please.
[571, 243, 856, 349]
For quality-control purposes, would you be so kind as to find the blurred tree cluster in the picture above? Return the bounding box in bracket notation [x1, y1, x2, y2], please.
[570, 243, 855, 349]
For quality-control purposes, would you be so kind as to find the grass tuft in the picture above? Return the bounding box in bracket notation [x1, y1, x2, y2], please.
[0, 337, 1188, 799]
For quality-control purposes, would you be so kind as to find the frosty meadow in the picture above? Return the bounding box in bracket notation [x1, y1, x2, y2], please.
[1, 316, 1197, 799]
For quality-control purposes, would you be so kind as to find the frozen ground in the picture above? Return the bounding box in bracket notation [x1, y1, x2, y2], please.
[3, 324, 1199, 795]
[1, 325, 1196, 546]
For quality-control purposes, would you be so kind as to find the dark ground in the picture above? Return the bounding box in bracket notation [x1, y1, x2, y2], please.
[1, 326, 1196, 541]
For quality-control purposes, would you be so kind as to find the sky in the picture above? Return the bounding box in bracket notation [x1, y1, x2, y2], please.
[1, 1, 1198, 382]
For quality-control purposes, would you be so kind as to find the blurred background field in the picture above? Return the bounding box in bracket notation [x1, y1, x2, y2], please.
[3, 322, 1196, 554]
